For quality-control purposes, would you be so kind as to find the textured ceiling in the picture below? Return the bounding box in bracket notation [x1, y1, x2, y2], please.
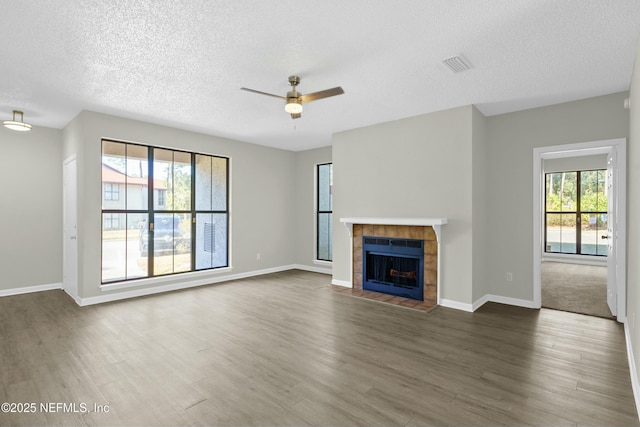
[1, 0, 639, 151]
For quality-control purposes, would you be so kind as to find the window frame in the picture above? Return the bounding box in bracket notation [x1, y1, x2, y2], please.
[103, 183, 120, 201]
[103, 213, 120, 230]
[544, 169, 607, 257]
[101, 139, 230, 284]
[316, 162, 333, 262]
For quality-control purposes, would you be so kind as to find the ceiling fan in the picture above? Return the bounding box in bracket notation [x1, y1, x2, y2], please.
[241, 76, 344, 119]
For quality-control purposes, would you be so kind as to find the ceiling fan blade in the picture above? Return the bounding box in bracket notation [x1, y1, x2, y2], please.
[240, 87, 286, 100]
[291, 113, 302, 119]
[300, 86, 344, 103]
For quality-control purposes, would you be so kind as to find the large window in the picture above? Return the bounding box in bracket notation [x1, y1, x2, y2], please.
[101, 140, 229, 283]
[545, 169, 607, 256]
[317, 163, 333, 261]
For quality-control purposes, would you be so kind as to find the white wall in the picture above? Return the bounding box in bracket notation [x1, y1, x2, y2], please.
[332, 106, 475, 304]
[64, 111, 297, 299]
[0, 125, 63, 291]
[626, 37, 640, 403]
[486, 92, 629, 302]
[293, 146, 332, 272]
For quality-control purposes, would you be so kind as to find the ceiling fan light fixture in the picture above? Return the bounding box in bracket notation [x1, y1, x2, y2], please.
[285, 99, 303, 114]
[3, 110, 32, 132]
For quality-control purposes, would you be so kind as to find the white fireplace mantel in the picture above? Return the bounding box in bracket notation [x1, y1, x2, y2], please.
[340, 217, 447, 242]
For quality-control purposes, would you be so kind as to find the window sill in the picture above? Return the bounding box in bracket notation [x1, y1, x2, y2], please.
[101, 267, 234, 292]
[313, 260, 333, 267]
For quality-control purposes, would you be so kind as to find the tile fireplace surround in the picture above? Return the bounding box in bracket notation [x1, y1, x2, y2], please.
[340, 218, 447, 306]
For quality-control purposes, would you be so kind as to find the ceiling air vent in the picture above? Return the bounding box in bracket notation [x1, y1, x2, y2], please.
[442, 56, 472, 73]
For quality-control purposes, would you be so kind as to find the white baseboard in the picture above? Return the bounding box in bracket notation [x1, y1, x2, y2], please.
[0, 266, 331, 307]
[440, 298, 474, 312]
[331, 279, 352, 288]
[475, 294, 537, 310]
[624, 321, 640, 421]
[441, 294, 537, 313]
[0, 282, 62, 297]
[472, 294, 490, 311]
[79, 265, 298, 306]
[293, 264, 332, 275]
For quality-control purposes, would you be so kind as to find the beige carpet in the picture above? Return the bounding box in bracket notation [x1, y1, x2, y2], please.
[541, 261, 613, 318]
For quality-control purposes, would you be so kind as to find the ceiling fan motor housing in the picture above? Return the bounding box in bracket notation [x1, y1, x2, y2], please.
[288, 75, 301, 87]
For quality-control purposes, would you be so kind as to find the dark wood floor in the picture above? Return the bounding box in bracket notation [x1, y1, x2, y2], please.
[0, 270, 637, 426]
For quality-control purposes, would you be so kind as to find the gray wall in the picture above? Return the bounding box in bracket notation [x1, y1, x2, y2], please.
[486, 92, 629, 302]
[0, 125, 63, 291]
[0, 91, 631, 319]
[332, 106, 475, 304]
[472, 106, 489, 301]
[2, 109, 331, 297]
[331, 93, 628, 307]
[293, 146, 332, 271]
[65, 111, 297, 299]
[627, 37, 640, 400]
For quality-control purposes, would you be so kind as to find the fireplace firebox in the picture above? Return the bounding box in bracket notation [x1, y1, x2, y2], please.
[362, 236, 424, 301]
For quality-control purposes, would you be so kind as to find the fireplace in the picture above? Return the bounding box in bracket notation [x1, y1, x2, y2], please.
[340, 218, 447, 306]
[363, 237, 424, 301]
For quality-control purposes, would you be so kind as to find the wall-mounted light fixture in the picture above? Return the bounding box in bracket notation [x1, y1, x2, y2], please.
[3, 110, 32, 131]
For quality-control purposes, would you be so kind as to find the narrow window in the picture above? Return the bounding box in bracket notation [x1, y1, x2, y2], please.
[152, 149, 192, 275]
[317, 163, 333, 261]
[195, 154, 228, 270]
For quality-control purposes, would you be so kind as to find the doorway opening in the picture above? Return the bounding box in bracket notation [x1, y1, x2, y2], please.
[533, 139, 626, 322]
[541, 163, 611, 317]
[541, 262, 611, 318]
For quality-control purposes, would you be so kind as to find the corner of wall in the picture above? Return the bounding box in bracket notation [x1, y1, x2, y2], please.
[625, 35, 640, 421]
[471, 105, 489, 301]
[293, 146, 333, 270]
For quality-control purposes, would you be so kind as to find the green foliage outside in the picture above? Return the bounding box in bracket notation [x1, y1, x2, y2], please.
[163, 162, 191, 211]
[546, 170, 607, 227]
[159, 161, 192, 235]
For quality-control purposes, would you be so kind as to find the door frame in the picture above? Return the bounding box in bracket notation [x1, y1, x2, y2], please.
[533, 138, 626, 322]
[63, 154, 79, 303]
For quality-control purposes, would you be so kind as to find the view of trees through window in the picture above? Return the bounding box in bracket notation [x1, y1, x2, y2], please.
[101, 140, 228, 283]
[545, 169, 608, 256]
[317, 163, 333, 261]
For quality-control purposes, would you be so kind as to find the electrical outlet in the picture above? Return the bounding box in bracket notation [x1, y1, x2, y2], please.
[506, 272, 513, 282]
[257, 253, 261, 261]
